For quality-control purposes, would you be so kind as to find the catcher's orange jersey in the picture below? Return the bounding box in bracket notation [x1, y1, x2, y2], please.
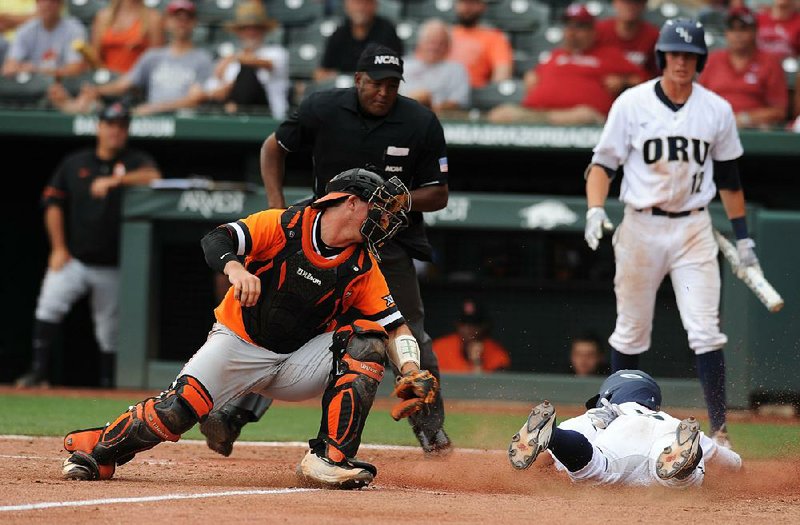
[214, 207, 403, 349]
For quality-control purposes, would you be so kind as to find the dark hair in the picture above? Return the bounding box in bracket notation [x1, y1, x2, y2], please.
[571, 332, 604, 354]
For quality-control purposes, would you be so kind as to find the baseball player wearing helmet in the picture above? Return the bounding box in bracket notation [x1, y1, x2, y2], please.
[508, 370, 743, 487]
[583, 18, 761, 448]
[61, 169, 438, 489]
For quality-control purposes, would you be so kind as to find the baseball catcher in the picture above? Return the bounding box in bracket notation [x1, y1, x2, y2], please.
[61, 169, 438, 489]
[508, 370, 743, 488]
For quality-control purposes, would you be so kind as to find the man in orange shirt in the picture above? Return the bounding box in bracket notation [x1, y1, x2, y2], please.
[60, 169, 438, 490]
[448, 0, 513, 88]
[433, 298, 511, 373]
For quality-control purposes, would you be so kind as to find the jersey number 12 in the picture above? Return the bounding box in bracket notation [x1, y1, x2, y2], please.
[691, 170, 705, 194]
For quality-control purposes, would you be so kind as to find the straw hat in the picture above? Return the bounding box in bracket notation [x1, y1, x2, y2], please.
[225, 1, 278, 31]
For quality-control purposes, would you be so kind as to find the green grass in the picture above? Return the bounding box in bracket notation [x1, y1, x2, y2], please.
[2, 394, 798, 460]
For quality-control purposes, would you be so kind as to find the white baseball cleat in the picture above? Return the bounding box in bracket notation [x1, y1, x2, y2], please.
[296, 451, 376, 490]
[508, 400, 556, 470]
[656, 417, 702, 480]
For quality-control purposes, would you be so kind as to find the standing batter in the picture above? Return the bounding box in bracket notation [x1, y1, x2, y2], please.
[583, 19, 761, 447]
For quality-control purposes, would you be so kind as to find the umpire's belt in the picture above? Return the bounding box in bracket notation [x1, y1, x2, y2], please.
[636, 206, 705, 218]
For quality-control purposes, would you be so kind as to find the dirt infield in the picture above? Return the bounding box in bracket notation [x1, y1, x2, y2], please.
[2, 434, 799, 524]
[2, 387, 799, 523]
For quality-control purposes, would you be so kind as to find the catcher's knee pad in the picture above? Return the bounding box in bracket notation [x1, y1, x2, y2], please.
[318, 322, 387, 462]
[64, 375, 213, 473]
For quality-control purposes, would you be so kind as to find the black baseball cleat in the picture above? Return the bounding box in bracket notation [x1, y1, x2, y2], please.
[656, 417, 703, 480]
[200, 406, 252, 457]
[508, 400, 556, 470]
[414, 428, 453, 458]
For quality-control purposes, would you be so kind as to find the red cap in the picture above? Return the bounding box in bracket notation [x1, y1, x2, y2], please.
[726, 7, 756, 28]
[167, 0, 196, 15]
[563, 3, 595, 24]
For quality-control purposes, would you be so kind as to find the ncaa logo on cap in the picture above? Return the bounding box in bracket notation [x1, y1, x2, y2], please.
[374, 55, 400, 66]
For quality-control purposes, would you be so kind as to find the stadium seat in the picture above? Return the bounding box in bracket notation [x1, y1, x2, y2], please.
[195, 0, 238, 25]
[67, 0, 108, 24]
[404, 0, 457, 24]
[266, 0, 325, 28]
[304, 74, 354, 98]
[698, 7, 726, 33]
[585, 0, 613, 19]
[0, 72, 52, 105]
[377, 0, 403, 23]
[704, 30, 726, 53]
[486, 0, 550, 33]
[396, 19, 420, 50]
[783, 57, 798, 89]
[286, 17, 339, 47]
[471, 79, 526, 111]
[287, 41, 322, 79]
[644, 2, 696, 28]
[60, 68, 119, 96]
[513, 51, 539, 77]
[143, 0, 167, 10]
[512, 25, 563, 63]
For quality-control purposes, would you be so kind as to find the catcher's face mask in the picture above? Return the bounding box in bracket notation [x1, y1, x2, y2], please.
[361, 176, 410, 261]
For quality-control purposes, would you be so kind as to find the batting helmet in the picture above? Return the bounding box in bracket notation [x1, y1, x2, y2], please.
[312, 168, 410, 261]
[655, 18, 708, 73]
[585, 369, 663, 411]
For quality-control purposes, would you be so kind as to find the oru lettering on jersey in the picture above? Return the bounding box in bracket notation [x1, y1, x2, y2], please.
[642, 137, 710, 165]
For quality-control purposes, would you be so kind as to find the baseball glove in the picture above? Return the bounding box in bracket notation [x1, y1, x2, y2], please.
[390, 370, 438, 421]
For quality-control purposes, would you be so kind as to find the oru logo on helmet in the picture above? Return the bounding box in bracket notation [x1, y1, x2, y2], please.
[676, 27, 693, 43]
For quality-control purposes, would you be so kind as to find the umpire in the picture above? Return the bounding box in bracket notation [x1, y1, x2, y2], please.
[201, 43, 452, 456]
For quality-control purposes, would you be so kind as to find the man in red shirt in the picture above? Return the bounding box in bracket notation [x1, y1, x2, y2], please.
[488, 3, 645, 125]
[595, 0, 660, 77]
[756, 0, 800, 58]
[449, 0, 513, 88]
[432, 298, 511, 374]
[700, 7, 788, 128]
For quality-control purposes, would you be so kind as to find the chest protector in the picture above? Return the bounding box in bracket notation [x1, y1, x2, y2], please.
[241, 206, 371, 354]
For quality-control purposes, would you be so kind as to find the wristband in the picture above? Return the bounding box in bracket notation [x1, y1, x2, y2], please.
[391, 334, 420, 369]
[730, 216, 748, 240]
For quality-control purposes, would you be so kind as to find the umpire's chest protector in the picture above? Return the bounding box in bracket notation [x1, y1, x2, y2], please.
[241, 206, 369, 353]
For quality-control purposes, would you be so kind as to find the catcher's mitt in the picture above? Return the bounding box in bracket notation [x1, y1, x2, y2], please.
[390, 370, 438, 421]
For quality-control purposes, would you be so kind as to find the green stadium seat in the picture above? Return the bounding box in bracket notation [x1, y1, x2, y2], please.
[287, 41, 322, 79]
[487, 0, 550, 33]
[470, 79, 526, 110]
[377, 0, 403, 23]
[404, 0, 457, 24]
[704, 30, 726, 53]
[783, 56, 798, 89]
[585, 0, 614, 19]
[698, 7, 726, 33]
[286, 17, 339, 47]
[195, 0, 238, 25]
[143, 0, 168, 10]
[644, 2, 697, 28]
[60, 68, 119, 96]
[266, 0, 325, 28]
[0, 72, 52, 105]
[303, 74, 354, 99]
[396, 19, 421, 50]
[512, 24, 563, 62]
[67, 0, 108, 24]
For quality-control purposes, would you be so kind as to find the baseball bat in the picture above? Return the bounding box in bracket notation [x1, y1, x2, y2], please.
[72, 39, 103, 70]
[713, 229, 784, 313]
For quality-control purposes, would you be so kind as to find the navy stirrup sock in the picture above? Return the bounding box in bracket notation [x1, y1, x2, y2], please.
[696, 350, 726, 432]
[548, 427, 593, 472]
[611, 349, 640, 372]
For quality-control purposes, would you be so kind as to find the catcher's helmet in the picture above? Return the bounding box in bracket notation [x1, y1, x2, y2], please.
[585, 369, 662, 411]
[312, 168, 410, 261]
[655, 18, 708, 73]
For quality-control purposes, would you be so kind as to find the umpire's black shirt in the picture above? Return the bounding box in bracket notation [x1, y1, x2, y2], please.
[275, 87, 448, 260]
[42, 148, 157, 266]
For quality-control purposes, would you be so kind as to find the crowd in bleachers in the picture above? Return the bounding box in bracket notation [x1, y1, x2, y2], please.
[1, 0, 799, 129]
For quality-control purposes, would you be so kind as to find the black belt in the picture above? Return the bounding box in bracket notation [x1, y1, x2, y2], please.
[637, 206, 705, 218]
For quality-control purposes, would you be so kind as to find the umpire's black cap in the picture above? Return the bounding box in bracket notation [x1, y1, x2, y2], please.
[98, 101, 131, 122]
[356, 43, 404, 81]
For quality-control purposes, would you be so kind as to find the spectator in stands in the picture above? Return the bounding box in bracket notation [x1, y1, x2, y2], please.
[569, 332, 610, 377]
[487, 4, 645, 125]
[315, 0, 403, 81]
[2, 0, 87, 78]
[1, 0, 36, 38]
[756, 0, 800, 58]
[203, 1, 289, 118]
[432, 298, 511, 374]
[15, 101, 161, 389]
[90, 0, 165, 74]
[449, 0, 513, 88]
[700, 7, 788, 129]
[400, 19, 470, 114]
[595, 0, 660, 77]
[50, 0, 212, 115]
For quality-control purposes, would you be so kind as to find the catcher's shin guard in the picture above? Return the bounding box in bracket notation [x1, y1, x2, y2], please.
[315, 321, 387, 462]
[63, 375, 213, 480]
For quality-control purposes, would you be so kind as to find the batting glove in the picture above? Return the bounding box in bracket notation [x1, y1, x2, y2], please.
[586, 398, 625, 430]
[736, 238, 761, 271]
[584, 207, 614, 251]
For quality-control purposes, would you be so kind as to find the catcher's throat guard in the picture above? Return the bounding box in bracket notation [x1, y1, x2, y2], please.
[361, 176, 410, 261]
